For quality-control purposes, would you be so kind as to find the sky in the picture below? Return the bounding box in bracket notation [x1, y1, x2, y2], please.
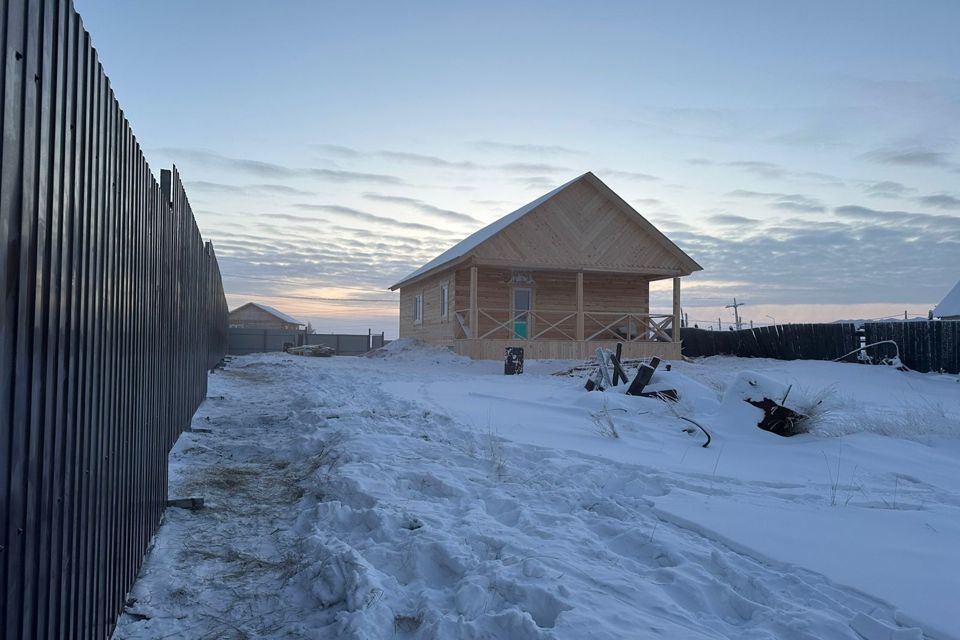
[74, 0, 960, 336]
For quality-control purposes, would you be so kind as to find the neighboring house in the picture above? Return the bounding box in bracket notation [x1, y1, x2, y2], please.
[229, 302, 305, 331]
[933, 280, 960, 320]
[389, 172, 702, 360]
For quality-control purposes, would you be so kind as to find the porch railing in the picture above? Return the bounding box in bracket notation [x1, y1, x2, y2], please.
[584, 312, 674, 342]
[454, 308, 674, 342]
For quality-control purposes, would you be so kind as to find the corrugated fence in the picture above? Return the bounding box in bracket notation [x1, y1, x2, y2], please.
[0, 1, 228, 638]
[226, 329, 386, 356]
[681, 322, 960, 374]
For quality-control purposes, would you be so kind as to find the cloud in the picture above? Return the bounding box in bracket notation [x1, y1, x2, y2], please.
[601, 169, 661, 182]
[377, 150, 479, 170]
[726, 160, 785, 178]
[916, 194, 960, 210]
[309, 144, 364, 158]
[362, 193, 482, 225]
[498, 162, 570, 174]
[185, 181, 316, 196]
[470, 140, 584, 156]
[691, 158, 843, 185]
[861, 146, 954, 168]
[153, 147, 405, 184]
[259, 212, 328, 224]
[708, 214, 760, 226]
[725, 189, 826, 213]
[632, 197, 663, 209]
[863, 181, 915, 198]
[670, 206, 959, 306]
[312, 144, 479, 169]
[472, 199, 513, 208]
[834, 205, 960, 235]
[301, 168, 405, 183]
[310, 143, 573, 174]
[511, 175, 558, 190]
[725, 189, 783, 199]
[771, 195, 826, 213]
[292, 203, 456, 234]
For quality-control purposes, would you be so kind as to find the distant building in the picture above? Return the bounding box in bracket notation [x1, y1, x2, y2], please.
[229, 302, 305, 331]
[933, 280, 960, 320]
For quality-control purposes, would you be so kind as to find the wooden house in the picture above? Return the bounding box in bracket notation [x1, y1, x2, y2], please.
[389, 172, 702, 360]
[933, 279, 960, 320]
[228, 302, 305, 331]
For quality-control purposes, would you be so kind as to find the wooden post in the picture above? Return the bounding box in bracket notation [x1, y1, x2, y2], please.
[576, 271, 584, 341]
[672, 277, 681, 343]
[469, 266, 479, 339]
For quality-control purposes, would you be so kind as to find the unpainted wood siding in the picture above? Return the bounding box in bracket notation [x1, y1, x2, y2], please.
[452, 268, 649, 340]
[582, 272, 650, 340]
[399, 268, 456, 341]
[469, 178, 685, 274]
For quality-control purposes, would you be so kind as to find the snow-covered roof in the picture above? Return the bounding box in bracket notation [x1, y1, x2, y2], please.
[390, 174, 586, 290]
[234, 302, 304, 325]
[389, 171, 700, 290]
[933, 279, 960, 318]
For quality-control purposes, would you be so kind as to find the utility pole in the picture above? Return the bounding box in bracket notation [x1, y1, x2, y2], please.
[725, 297, 746, 331]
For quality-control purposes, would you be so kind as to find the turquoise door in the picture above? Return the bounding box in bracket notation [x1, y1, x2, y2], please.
[513, 288, 531, 338]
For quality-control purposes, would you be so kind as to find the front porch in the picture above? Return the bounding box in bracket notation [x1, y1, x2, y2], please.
[450, 266, 683, 360]
[451, 338, 681, 360]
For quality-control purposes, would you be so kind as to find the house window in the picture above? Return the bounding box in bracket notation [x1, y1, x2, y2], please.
[440, 282, 449, 320]
[414, 293, 423, 323]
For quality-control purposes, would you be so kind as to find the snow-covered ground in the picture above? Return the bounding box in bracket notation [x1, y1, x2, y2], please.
[114, 342, 960, 640]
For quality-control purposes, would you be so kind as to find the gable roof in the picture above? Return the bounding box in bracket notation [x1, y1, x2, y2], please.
[231, 302, 304, 325]
[390, 172, 701, 289]
[934, 279, 960, 318]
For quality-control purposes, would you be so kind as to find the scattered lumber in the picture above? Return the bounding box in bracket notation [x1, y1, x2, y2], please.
[626, 357, 659, 395]
[286, 344, 335, 357]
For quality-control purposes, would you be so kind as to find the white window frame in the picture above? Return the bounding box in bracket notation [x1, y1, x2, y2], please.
[413, 292, 423, 325]
[440, 282, 449, 321]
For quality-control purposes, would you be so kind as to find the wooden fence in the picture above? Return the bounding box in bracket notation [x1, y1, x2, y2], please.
[0, 1, 228, 638]
[863, 321, 960, 374]
[680, 322, 960, 374]
[680, 324, 860, 362]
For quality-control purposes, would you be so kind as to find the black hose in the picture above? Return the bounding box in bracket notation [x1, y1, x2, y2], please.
[678, 416, 712, 448]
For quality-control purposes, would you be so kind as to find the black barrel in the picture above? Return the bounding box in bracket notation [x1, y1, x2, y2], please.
[504, 347, 525, 375]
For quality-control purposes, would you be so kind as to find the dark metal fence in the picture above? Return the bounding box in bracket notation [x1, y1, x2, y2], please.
[680, 322, 960, 374]
[0, 1, 228, 638]
[305, 331, 385, 355]
[227, 329, 386, 356]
